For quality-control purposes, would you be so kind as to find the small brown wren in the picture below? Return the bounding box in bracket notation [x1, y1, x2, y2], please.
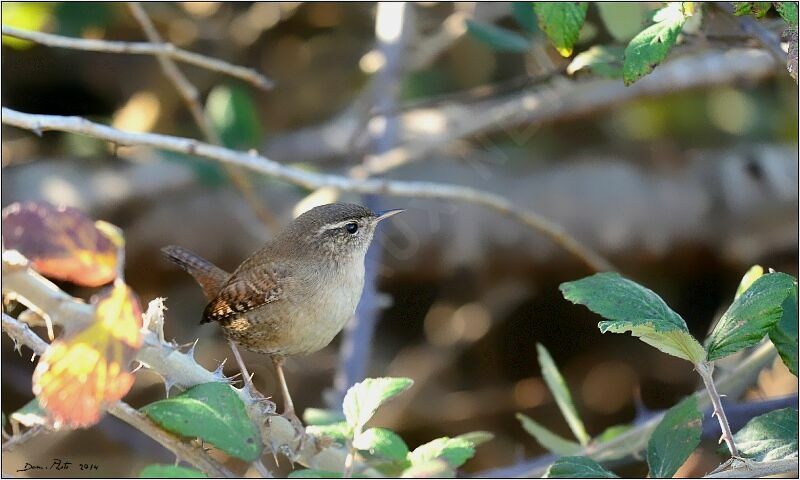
[161, 203, 403, 420]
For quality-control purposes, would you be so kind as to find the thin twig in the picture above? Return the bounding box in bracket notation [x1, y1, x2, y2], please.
[1, 425, 49, 452]
[0, 25, 272, 89]
[696, 362, 739, 457]
[704, 458, 798, 478]
[125, 2, 279, 233]
[716, 2, 787, 64]
[1, 107, 613, 272]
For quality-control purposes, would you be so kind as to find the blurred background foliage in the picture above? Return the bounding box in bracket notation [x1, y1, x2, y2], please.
[2, 2, 797, 477]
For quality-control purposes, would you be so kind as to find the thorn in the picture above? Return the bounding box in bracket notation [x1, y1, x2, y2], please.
[32, 124, 43, 137]
[184, 338, 199, 359]
[272, 450, 280, 468]
[719, 434, 725, 445]
[13, 341, 22, 355]
[164, 379, 175, 397]
[213, 358, 228, 376]
[131, 361, 145, 374]
[30, 353, 37, 362]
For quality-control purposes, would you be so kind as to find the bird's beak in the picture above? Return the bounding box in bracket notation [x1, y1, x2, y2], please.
[376, 209, 404, 222]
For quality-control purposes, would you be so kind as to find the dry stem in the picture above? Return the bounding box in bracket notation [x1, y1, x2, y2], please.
[696, 361, 739, 457]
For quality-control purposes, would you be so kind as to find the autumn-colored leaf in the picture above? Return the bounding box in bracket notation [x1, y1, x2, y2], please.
[33, 280, 143, 428]
[2, 201, 120, 286]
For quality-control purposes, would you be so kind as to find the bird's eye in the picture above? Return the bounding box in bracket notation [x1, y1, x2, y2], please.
[345, 222, 359, 234]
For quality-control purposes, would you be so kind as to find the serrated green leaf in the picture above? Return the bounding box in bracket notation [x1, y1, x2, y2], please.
[733, 2, 772, 17]
[455, 430, 494, 447]
[732, 408, 798, 461]
[534, 2, 589, 56]
[401, 459, 455, 478]
[354, 427, 409, 461]
[10, 398, 47, 428]
[141, 382, 263, 461]
[560, 272, 706, 363]
[544, 456, 619, 478]
[517, 413, 582, 455]
[769, 279, 798, 376]
[537, 343, 590, 445]
[646, 397, 702, 478]
[566, 45, 624, 78]
[512, 2, 538, 32]
[343, 377, 413, 436]
[303, 407, 345, 426]
[776, 2, 799, 25]
[597, 2, 648, 41]
[595, 424, 632, 443]
[139, 464, 206, 478]
[306, 421, 350, 444]
[706, 273, 795, 361]
[622, 2, 686, 85]
[735, 265, 765, 299]
[408, 437, 475, 469]
[206, 84, 262, 149]
[465, 20, 530, 52]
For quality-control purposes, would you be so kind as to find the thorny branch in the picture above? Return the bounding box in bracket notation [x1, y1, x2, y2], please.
[1, 107, 613, 272]
[716, 2, 788, 65]
[125, 2, 279, 232]
[0, 25, 272, 89]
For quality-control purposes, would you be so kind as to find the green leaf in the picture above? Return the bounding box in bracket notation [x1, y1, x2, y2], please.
[140, 464, 206, 478]
[10, 398, 48, 428]
[544, 456, 619, 478]
[597, 2, 648, 41]
[646, 397, 702, 478]
[455, 430, 494, 447]
[306, 421, 350, 444]
[205, 84, 262, 149]
[401, 459, 455, 478]
[560, 272, 705, 363]
[141, 382, 263, 461]
[769, 279, 798, 376]
[732, 408, 798, 461]
[343, 377, 413, 436]
[303, 407, 345, 426]
[733, 2, 772, 18]
[1, 3, 55, 49]
[706, 273, 796, 361]
[465, 20, 530, 52]
[595, 424, 632, 443]
[517, 413, 582, 455]
[536, 343, 590, 445]
[776, 2, 799, 25]
[511, 2, 538, 32]
[408, 437, 475, 469]
[622, 2, 687, 85]
[533, 2, 589, 56]
[735, 265, 765, 299]
[289, 470, 343, 478]
[566, 45, 624, 78]
[354, 427, 409, 461]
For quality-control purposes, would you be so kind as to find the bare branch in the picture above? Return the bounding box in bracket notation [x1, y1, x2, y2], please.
[1, 107, 613, 272]
[0, 25, 272, 90]
[716, 3, 787, 65]
[125, 2, 279, 232]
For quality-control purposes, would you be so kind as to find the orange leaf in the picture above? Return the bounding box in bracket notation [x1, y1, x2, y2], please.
[2, 201, 119, 286]
[33, 281, 143, 428]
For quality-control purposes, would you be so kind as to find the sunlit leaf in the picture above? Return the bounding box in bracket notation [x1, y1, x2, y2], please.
[33, 281, 142, 428]
[533, 2, 588, 56]
[537, 343, 590, 445]
[408, 437, 475, 469]
[142, 382, 263, 461]
[140, 464, 206, 478]
[465, 20, 530, 52]
[206, 84, 262, 149]
[544, 456, 619, 478]
[597, 2, 647, 41]
[303, 407, 345, 426]
[646, 397, 702, 478]
[353, 427, 409, 461]
[560, 272, 705, 363]
[455, 431, 494, 447]
[10, 398, 48, 429]
[733, 2, 772, 18]
[706, 273, 795, 361]
[343, 377, 413, 436]
[306, 421, 350, 444]
[401, 459, 454, 478]
[769, 279, 798, 376]
[517, 413, 582, 455]
[2, 202, 119, 286]
[1, 3, 54, 49]
[775, 2, 799, 25]
[567, 45, 624, 78]
[732, 408, 798, 461]
[622, 3, 687, 85]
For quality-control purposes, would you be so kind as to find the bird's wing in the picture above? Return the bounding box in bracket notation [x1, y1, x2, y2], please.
[202, 263, 289, 324]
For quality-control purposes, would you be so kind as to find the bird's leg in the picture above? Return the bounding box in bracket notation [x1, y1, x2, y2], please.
[272, 354, 303, 433]
[228, 339, 260, 397]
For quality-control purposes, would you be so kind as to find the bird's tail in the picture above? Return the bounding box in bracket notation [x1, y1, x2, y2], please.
[161, 245, 229, 300]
